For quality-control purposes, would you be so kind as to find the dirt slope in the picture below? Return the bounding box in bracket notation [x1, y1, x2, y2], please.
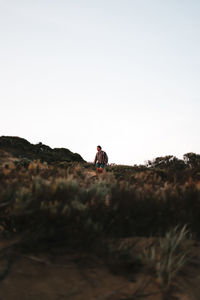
[0, 238, 200, 300]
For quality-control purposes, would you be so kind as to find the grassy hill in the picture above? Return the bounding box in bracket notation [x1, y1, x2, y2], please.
[0, 140, 200, 299]
[0, 136, 85, 164]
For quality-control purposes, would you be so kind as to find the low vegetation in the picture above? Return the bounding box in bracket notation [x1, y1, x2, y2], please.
[0, 137, 200, 295]
[141, 225, 190, 290]
[0, 156, 199, 242]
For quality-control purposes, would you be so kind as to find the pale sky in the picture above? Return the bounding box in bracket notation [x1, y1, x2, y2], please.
[0, 0, 199, 165]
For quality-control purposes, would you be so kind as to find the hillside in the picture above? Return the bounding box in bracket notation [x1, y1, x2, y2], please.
[0, 142, 200, 299]
[0, 136, 85, 164]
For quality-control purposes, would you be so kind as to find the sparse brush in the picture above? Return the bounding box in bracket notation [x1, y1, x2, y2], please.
[0, 160, 200, 243]
[141, 225, 190, 290]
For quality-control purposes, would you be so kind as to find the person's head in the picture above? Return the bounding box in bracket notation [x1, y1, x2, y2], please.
[97, 145, 102, 152]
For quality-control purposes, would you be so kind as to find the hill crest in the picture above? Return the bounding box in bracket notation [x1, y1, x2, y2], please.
[0, 136, 84, 164]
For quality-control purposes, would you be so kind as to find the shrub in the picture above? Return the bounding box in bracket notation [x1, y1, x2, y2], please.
[141, 225, 190, 289]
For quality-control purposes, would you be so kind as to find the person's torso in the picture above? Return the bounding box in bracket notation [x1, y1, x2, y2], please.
[97, 151, 104, 163]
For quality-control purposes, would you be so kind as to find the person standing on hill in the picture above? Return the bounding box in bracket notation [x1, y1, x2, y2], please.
[94, 145, 108, 172]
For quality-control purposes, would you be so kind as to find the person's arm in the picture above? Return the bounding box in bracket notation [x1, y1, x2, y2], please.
[94, 153, 97, 164]
[104, 152, 108, 164]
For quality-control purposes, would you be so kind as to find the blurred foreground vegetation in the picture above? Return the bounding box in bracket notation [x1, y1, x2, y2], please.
[1, 136, 200, 295]
[0, 152, 199, 246]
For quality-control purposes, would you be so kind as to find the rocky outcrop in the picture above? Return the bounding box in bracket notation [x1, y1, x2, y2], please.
[0, 136, 85, 163]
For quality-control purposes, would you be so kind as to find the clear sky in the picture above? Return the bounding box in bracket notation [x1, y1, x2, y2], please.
[0, 0, 199, 165]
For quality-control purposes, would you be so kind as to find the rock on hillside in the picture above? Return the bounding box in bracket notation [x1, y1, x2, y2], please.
[0, 136, 85, 163]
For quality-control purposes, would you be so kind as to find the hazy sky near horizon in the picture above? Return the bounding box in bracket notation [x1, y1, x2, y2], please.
[0, 0, 199, 165]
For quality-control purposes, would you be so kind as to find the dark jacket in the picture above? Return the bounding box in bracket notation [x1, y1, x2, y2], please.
[94, 150, 108, 164]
